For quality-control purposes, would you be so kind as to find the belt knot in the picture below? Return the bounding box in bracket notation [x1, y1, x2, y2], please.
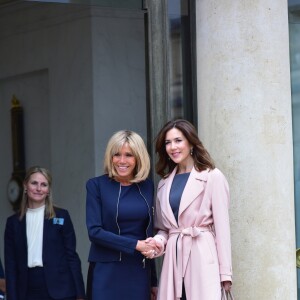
[169, 225, 212, 298]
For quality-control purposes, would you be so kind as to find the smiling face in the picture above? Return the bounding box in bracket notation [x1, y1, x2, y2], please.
[112, 142, 137, 184]
[165, 128, 194, 169]
[25, 172, 49, 208]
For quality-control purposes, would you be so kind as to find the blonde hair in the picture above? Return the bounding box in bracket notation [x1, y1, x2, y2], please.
[19, 166, 56, 220]
[104, 130, 150, 183]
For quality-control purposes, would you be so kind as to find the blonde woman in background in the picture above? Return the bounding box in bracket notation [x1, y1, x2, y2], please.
[5, 166, 85, 300]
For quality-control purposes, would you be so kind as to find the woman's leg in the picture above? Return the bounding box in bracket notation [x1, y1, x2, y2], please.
[181, 283, 187, 300]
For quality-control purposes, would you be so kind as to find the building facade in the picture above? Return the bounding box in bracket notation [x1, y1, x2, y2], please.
[0, 0, 299, 298]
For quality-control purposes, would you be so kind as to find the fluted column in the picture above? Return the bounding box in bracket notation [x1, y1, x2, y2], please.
[195, 1, 296, 298]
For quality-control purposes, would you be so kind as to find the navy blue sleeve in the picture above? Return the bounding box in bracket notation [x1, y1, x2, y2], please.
[60, 210, 86, 298]
[4, 216, 17, 300]
[86, 178, 138, 254]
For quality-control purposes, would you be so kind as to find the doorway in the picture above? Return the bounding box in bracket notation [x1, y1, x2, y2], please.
[0, 0, 197, 284]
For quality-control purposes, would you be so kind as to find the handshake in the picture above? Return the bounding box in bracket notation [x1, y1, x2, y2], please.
[136, 237, 164, 259]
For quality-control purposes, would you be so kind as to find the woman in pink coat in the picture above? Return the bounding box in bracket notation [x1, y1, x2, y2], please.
[145, 119, 233, 300]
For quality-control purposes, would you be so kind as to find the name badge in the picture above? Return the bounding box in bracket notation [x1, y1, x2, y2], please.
[53, 218, 64, 225]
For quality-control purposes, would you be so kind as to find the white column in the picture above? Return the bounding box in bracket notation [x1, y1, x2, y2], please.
[196, 1, 297, 298]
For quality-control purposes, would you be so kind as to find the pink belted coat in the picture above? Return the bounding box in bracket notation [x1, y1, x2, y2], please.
[154, 167, 232, 300]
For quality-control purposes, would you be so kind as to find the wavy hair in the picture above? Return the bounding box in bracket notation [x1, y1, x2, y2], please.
[155, 119, 215, 177]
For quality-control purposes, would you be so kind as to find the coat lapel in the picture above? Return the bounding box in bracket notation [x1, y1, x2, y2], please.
[42, 217, 50, 262]
[178, 167, 209, 219]
[157, 168, 179, 228]
[20, 216, 28, 262]
[157, 167, 209, 227]
[13, 215, 29, 268]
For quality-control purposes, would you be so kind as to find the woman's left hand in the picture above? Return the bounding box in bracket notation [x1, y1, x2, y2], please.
[151, 286, 158, 300]
[222, 281, 232, 292]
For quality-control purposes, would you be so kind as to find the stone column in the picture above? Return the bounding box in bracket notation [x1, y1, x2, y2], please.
[196, 1, 296, 298]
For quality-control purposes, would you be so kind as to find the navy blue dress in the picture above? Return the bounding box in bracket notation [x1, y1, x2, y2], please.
[86, 175, 156, 300]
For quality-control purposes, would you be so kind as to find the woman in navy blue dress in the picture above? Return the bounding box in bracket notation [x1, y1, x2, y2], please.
[86, 130, 158, 300]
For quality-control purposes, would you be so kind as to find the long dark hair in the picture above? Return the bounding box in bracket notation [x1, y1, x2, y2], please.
[155, 119, 215, 177]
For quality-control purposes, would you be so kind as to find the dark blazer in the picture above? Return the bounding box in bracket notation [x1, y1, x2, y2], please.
[86, 175, 157, 286]
[4, 207, 85, 300]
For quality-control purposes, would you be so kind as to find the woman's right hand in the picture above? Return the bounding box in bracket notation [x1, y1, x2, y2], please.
[136, 240, 159, 254]
[137, 238, 163, 258]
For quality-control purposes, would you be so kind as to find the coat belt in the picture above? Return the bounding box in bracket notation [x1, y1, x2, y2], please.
[169, 226, 212, 298]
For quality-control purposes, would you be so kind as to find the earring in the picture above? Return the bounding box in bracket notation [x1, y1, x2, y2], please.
[24, 189, 27, 193]
[190, 148, 193, 156]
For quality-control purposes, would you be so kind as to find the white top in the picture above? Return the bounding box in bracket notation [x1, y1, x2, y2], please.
[26, 205, 45, 268]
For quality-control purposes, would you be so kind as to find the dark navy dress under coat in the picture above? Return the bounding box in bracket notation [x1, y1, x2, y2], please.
[86, 175, 157, 300]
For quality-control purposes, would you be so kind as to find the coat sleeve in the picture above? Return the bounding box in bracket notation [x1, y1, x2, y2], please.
[4, 217, 18, 300]
[86, 178, 138, 254]
[210, 169, 233, 282]
[61, 210, 86, 298]
[153, 183, 168, 256]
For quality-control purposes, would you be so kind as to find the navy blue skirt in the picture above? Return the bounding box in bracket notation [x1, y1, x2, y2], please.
[89, 254, 151, 300]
